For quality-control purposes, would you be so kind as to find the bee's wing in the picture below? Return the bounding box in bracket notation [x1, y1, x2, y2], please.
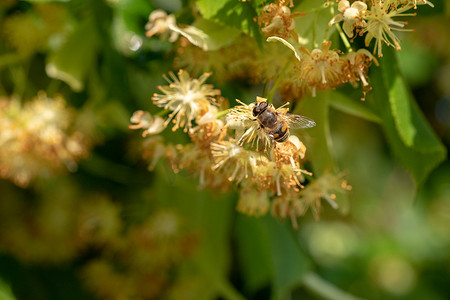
[286, 113, 316, 129]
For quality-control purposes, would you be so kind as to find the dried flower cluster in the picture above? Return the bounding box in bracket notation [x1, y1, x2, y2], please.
[131, 71, 350, 226]
[0, 93, 89, 187]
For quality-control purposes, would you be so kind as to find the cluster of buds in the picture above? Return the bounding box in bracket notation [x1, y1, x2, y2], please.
[0, 93, 89, 187]
[131, 71, 350, 225]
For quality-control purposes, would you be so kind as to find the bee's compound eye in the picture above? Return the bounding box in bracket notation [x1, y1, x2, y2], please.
[252, 105, 260, 116]
[253, 102, 268, 116]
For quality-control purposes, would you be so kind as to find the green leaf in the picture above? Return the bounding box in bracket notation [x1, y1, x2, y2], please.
[169, 18, 241, 51]
[329, 91, 381, 124]
[152, 171, 244, 300]
[371, 47, 446, 186]
[46, 19, 100, 91]
[296, 92, 337, 175]
[234, 215, 272, 294]
[263, 216, 310, 300]
[296, 92, 350, 212]
[295, 1, 335, 47]
[196, 0, 261, 40]
[0, 279, 16, 300]
[196, 0, 228, 17]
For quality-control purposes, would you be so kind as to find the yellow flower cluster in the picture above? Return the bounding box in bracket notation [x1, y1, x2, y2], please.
[0, 93, 89, 187]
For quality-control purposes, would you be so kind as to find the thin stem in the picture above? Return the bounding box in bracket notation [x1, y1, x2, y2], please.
[215, 108, 231, 119]
[302, 271, 364, 300]
[156, 109, 171, 117]
[329, 2, 353, 52]
[335, 23, 353, 52]
[266, 59, 291, 102]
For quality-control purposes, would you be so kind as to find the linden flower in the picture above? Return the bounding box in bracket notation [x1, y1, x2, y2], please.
[190, 105, 226, 150]
[225, 97, 275, 151]
[343, 48, 378, 88]
[129, 110, 165, 137]
[145, 9, 179, 42]
[257, 0, 305, 40]
[237, 183, 270, 217]
[268, 37, 345, 96]
[256, 136, 311, 196]
[177, 143, 230, 190]
[152, 70, 220, 132]
[298, 41, 345, 96]
[141, 136, 169, 170]
[362, 0, 421, 57]
[409, 0, 434, 8]
[271, 172, 351, 228]
[294, 172, 352, 220]
[0, 93, 88, 187]
[211, 141, 262, 183]
[329, 0, 367, 38]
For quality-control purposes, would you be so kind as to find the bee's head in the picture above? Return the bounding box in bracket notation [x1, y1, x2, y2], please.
[252, 101, 268, 117]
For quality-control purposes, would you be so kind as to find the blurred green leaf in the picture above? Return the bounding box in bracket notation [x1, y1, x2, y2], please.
[153, 171, 244, 300]
[234, 215, 272, 294]
[329, 91, 382, 124]
[46, 18, 100, 91]
[295, 1, 335, 47]
[396, 37, 438, 87]
[263, 217, 311, 300]
[371, 48, 446, 186]
[297, 92, 337, 175]
[0, 279, 16, 300]
[196, 0, 261, 40]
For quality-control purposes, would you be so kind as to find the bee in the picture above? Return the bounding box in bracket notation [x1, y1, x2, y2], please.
[252, 101, 316, 143]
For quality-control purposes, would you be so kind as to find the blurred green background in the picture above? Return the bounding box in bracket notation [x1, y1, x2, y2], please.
[0, 0, 449, 300]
